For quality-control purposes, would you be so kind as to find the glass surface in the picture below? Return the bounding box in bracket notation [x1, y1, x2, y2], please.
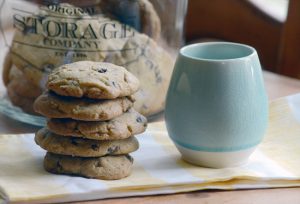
[0, 95, 46, 127]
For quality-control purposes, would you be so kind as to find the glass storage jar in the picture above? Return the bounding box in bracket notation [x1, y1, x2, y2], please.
[0, 0, 188, 125]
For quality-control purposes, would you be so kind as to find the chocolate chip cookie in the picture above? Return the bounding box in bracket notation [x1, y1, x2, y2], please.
[7, 87, 37, 115]
[47, 108, 147, 140]
[44, 152, 133, 180]
[2, 52, 12, 87]
[35, 128, 139, 157]
[7, 67, 43, 98]
[33, 91, 134, 121]
[138, 0, 161, 41]
[47, 61, 140, 99]
[110, 34, 174, 115]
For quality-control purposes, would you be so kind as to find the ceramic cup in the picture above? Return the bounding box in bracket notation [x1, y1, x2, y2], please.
[165, 42, 268, 168]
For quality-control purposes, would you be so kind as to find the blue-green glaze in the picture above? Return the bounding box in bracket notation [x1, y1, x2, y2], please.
[165, 42, 268, 152]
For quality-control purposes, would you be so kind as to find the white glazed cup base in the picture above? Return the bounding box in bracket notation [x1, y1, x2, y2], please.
[175, 144, 257, 168]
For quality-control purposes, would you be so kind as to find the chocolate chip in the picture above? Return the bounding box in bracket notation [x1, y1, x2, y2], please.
[71, 138, 79, 146]
[136, 116, 143, 123]
[70, 80, 79, 86]
[97, 68, 107, 73]
[56, 161, 63, 171]
[112, 81, 116, 87]
[95, 161, 102, 167]
[125, 155, 134, 163]
[91, 144, 99, 151]
[107, 146, 120, 155]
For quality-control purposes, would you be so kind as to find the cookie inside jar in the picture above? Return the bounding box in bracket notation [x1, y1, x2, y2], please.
[2, 0, 187, 117]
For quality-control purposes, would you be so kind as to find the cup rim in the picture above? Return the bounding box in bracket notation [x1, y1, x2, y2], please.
[180, 42, 257, 62]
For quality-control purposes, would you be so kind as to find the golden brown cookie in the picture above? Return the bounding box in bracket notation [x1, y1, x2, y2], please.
[33, 91, 134, 121]
[44, 152, 133, 180]
[7, 86, 37, 115]
[47, 108, 147, 140]
[47, 61, 139, 99]
[110, 34, 174, 116]
[35, 128, 139, 157]
[2, 52, 12, 87]
[7, 67, 43, 98]
[138, 0, 161, 41]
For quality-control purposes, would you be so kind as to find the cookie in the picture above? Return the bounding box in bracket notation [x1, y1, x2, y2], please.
[2, 52, 12, 87]
[7, 67, 43, 98]
[109, 34, 174, 115]
[47, 61, 140, 99]
[33, 91, 134, 121]
[99, 0, 161, 41]
[47, 108, 147, 140]
[7, 87, 37, 115]
[44, 152, 133, 180]
[138, 0, 161, 41]
[35, 128, 139, 157]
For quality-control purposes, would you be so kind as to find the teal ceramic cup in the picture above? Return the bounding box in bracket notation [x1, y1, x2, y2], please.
[165, 42, 268, 168]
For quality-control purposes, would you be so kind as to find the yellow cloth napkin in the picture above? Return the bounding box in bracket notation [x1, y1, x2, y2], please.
[1, 94, 300, 203]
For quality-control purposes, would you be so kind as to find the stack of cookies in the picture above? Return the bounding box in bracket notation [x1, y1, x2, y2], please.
[33, 61, 147, 180]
